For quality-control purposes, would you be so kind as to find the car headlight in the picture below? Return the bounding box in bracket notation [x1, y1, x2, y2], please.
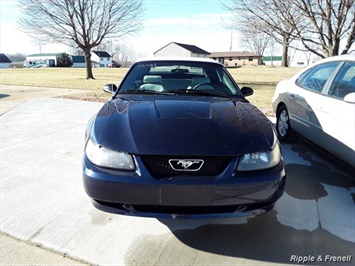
[85, 139, 135, 170]
[237, 142, 281, 172]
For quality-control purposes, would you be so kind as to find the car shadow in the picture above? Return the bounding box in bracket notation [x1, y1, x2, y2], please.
[0, 94, 10, 99]
[155, 212, 354, 265]
[124, 136, 355, 265]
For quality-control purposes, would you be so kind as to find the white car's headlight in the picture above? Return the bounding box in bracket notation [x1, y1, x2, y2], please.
[237, 143, 281, 172]
[85, 139, 135, 170]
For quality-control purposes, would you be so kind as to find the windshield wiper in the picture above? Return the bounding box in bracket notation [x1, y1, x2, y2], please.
[168, 89, 230, 98]
[121, 89, 175, 95]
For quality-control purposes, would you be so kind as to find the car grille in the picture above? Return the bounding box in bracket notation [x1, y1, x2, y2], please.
[140, 155, 231, 178]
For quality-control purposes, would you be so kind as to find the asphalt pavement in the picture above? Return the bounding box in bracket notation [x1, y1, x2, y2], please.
[1, 85, 354, 265]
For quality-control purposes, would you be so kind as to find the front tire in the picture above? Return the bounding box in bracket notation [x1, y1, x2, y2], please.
[276, 105, 291, 141]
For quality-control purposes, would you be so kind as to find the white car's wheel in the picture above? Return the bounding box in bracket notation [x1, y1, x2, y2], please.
[276, 106, 291, 141]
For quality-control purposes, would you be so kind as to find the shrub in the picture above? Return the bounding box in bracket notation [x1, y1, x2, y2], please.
[57, 53, 73, 67]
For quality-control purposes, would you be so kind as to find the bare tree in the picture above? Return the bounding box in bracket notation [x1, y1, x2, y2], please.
[265, 42, 279, 66]
[116, 44, 139, 67]
[6, 53, 27, 62]
[18, 0, 143, 79]
[291, 0, 355, 57]
[224, 0, 355, 62]
[304, 50, 315, 66]
[69, 47, 84, 56]
[224, 0, 301, 67]
[240, 25, 273, 56]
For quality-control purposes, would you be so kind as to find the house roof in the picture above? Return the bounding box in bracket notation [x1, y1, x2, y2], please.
[0, 53, 12, 63]
[71, 55, 85, 63]
[210, 51, 262, 58]
[27, 53, 62, 57]
[136, 56, 219, 64]
[92, 51, 111, 58]
[174, 42, 210, 55]
[155, 42, 210, 55]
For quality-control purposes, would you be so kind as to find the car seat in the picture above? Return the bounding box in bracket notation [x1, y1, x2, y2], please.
[140, 75, 164, 92]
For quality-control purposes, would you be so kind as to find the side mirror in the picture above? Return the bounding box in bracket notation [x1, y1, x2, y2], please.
[344, 92, 355, 103]
[241, 86, 254, 97]
[103, 84, 117, 94]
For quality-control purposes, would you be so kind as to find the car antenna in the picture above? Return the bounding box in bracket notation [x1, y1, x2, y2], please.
[110, 41, 114, 85]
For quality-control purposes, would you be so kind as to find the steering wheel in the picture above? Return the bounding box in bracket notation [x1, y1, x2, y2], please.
[191, 83, 214, 90]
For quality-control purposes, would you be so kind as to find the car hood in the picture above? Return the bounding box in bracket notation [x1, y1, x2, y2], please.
[91, 96, 275, 156]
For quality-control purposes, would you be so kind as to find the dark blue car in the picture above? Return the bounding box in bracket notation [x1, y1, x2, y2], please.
[83, 57, 286, 219]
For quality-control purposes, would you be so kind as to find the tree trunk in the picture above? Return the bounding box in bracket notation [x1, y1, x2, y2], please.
[84, 50, 95, 79]
[332, 39, 340, 56]
[281, 37, 289, 67]
[341, 20, 355, 54]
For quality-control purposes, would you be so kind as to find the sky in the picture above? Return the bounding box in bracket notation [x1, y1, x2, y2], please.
[0, 0, 240, 56]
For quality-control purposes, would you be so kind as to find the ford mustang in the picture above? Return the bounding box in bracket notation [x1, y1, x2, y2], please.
[83, 57, 286, 219]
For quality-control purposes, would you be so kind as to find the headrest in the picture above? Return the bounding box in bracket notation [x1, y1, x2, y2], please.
[143, 75, 162, 83]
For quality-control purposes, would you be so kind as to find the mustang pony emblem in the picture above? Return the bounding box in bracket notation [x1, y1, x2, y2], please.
[169, 159, 204, 171]
[177, 160, 199, 169]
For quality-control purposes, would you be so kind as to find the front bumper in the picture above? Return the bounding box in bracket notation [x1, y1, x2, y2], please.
[83, 155, 286, 219]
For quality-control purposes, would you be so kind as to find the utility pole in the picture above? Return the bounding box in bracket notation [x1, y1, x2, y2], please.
[230, 31, 233, 52]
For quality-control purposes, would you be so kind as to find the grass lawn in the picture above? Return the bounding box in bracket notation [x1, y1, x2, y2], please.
[0, 65, 301, 114]
[0, 67, 125, 90]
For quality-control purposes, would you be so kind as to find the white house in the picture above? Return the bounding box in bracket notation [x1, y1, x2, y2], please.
[289, 54, 319, 67]
[25, 53, 61, 67]
[263, 55, 318, 67]
[0, 53, 12, 68]
[71, 55, 86, 68]
[154, 42, 210, 58]
[262, 56, 283, 66]
[211, 51, 262, 66]
[91, 51, 111, 68]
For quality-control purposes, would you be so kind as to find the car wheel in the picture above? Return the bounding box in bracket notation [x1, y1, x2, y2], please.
[276, 105, 291, 141]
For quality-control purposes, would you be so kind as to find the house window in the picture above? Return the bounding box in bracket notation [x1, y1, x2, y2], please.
[229, 57, 233, 61]
[238, 57, 241, 60]
[248, 57, 253, 61]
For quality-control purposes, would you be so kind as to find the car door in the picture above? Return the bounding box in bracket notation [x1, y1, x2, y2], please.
[314, 61, 355, 166]
[290, 61, 341, 142]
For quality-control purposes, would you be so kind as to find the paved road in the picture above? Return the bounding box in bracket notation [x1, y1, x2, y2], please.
[1, 86, 354, 265]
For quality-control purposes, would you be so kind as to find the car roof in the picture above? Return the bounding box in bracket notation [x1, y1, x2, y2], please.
[313, 54, 355, 65]
[287, 53, 354, 81]
[135, 56, 223, 65]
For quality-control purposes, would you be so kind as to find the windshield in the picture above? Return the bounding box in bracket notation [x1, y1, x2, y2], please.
[117, 60, 241, 96]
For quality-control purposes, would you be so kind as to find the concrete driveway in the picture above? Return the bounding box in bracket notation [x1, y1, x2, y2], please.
[1, 88, 354, 265]
[0, 85, 92, 115]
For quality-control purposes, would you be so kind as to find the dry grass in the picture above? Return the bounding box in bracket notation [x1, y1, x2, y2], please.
[245, 84, 275, 114]
[227, 65, 300, 85]
[0, 65, 300, 89]
[0, 67, 126, 90]
[0, 66, 301, 115]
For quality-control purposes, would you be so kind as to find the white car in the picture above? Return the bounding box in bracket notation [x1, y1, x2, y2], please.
[272, 54, 355, 168]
